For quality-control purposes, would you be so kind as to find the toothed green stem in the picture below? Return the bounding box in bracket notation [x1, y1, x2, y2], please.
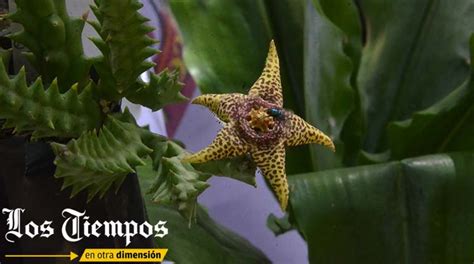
[52, 117, 153, 200]
[9, 0, 91, 91]
[90, 0, 158, 100]
[0, 48, 11, 69]
[52, 109, 253, 222]
[126, 70, 188, 111]
[140, 126, 255, 222]
[0, 59, 102, 139]
[142, 136, 211, 222]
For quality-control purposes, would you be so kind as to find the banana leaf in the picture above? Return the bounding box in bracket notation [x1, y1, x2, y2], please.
[289, 152, 474, 263]
[357, 0, 474, 153]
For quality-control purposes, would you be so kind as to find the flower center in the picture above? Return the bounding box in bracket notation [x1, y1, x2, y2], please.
[234, 97, 287, 146]
[247, 106, 275, 133]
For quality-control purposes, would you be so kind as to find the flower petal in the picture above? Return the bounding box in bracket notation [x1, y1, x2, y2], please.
[192, 93, 246, 122]
[248, 40, 283, 107]
[285, 114, 335, 151]
[183, 123, 251, 163]
[251, 143, 288, 211]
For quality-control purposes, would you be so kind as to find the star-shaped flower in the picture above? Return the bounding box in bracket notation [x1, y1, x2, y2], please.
[183, 40, 335, 211]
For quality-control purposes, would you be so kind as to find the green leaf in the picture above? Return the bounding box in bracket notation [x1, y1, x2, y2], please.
[314, 0, 364, 167]
[137, 164, 270, 264]
[358, 0, 474, 153]
[169, 0, 271, 95]
[315, 0, 362, 69]
[52, 117, 153, 200]
[264, 0, 305, 114]
[289, 152, 474, 263]
[90, 0, 157, 100]
[387, 35, 474, 160]
[126, 70, 187, 111]
[0, 59, 101, 138]
[304, 0, 357, 170]
[9, 0, 91, 90]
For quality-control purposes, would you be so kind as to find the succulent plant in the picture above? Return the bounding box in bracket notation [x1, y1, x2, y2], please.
[1, 0, 255, 223]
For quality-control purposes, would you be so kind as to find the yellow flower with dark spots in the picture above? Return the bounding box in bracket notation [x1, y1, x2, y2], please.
[183, 40, 335, 211]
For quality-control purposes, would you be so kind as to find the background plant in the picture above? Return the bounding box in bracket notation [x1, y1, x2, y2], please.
[169, 0, 474, 263]
[0, 0, 270, 263]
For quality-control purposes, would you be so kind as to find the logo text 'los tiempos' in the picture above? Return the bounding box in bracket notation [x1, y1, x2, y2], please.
[2, 208, 168, 246]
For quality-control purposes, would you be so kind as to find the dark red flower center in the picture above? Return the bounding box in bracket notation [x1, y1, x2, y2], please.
[233, 97, 287, 146]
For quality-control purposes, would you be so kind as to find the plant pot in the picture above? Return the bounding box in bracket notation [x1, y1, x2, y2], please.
[0, 136, 154, 264]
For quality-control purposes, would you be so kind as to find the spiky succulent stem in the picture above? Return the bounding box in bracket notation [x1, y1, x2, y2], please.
[8, 0, 91, 91]
[89, 0, 157, 100]
[52, 116, 153, 200]
[0, 58, 102, 139]
[89, 0, 186, 108]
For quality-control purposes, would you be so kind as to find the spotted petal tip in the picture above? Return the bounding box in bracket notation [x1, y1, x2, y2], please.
[181, 152, 207, 164]
[280, 197, 288, 211]
[320, 132, 336, 152]
[181, 154, 194, 163]
[328, 141, 336, 152]
[190, 94, 222, 116]
[191, 94, 212, 105]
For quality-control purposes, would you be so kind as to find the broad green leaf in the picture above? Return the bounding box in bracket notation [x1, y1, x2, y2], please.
[358, 0, 474, 153]
[316, 0, 362, 68]
[169, 0, 271, 95]
[304, 0, 356, 170]
[137, 164, 271, 264]
[264, 0, 306, 114]
[289, 152, 474, 263]
[9, 0, 91, 90]
[314, 0, 365, 167]
[0, 59, 102, 139]
[387, 35, 474, 160]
